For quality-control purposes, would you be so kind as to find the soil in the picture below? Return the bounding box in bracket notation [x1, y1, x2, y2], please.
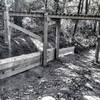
[0, 49, 100, 100]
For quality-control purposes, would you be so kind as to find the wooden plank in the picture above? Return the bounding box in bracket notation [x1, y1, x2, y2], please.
[43, 13, 48, 66]
[0, 47, 74, 79]
[55, 19, 60, 59]
[49, 15, 100, 20]
[0, 47, 74, 71]
[1, 10, 100, 20]
[9, 22, 42, 41]
[10, 13, 44, 17]
[9, 10, 44, 17]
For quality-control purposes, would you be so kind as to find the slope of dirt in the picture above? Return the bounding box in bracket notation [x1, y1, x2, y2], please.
[0, 49, 100, 100]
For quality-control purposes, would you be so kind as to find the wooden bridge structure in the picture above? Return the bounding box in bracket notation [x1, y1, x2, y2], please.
[0, 0, 100, 79]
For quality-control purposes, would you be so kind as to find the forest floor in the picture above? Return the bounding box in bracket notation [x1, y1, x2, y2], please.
[0, 49, 100, 100]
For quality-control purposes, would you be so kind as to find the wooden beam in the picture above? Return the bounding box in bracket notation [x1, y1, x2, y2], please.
[49, 15, 100, 20]
[9, 22, 42, 41]
[1, 10, 100, 20]
[55, 19, 60, 59]
[9, 11, 44, 17]
[10, 13, 44, 17]
[43, 12, 48, 66]
[0, 47, 74, 79]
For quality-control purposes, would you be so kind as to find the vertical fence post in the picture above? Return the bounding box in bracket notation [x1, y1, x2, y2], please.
[43, 12, 48, 66]
[55, 19, 60, 59]
[4, 0, 11, 57]
[4, 8, 9, 43]
[95, 21, 100, 63]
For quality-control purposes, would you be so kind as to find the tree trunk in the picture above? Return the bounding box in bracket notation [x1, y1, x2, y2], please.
[14, 0, 24, 26]
[72, 0, 84, 40]
[85, 0, 89, 14]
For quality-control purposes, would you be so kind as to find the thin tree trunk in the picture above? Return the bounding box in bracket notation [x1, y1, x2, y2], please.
[72, 0, 84, 40]
[14, 0, 24, 26]
[85, 0, 89, 14]
[94, 21, 97, 33]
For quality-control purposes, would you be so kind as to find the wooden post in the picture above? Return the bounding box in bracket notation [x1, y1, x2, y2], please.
[4, 9, 9, 43]
[43, 12, 48, 66]
[55, 19, 60, 59]
[95, 21, 100, 63]
[4, 0, 12, 57]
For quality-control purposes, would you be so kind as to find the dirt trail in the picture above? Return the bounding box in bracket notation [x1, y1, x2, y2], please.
[0, 49, 100, 100]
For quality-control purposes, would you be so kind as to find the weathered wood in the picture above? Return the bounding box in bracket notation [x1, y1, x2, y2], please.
[43, 12, 48, 66]
[49, 15, 100, 20]
[55, 19, 60, 59]
[95, 21, 100, 63]
[9, 22, 42, 41]
[4, 1, 10, 44]
[1, 11, 100, 20]
[0, 47, 74, 79]
[4, 0, 12, 57]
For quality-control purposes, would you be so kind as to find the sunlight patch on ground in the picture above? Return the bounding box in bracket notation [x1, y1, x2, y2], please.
[55, 68, 72, 76]
[31, 38, 43, 51]
[94, 79, 100, 84]
[84, 95, 100, 100]
[92, 72, 100, 78]
[89, 50, 95, 55]
[39, 96, 55, 100]
[85, 83, 93, 90]
[92, 72, 100, 84]
[60, 76, 72, 84]
[55, 67, 79, 78]
[14, 40, 20, 45]
[67, 63, 82, 71]
[84, 54, 94, 61]
[19, 37, 26, 42]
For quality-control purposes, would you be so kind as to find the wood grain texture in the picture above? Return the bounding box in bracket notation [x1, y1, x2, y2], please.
[0, 47, 74, 79]
[9, 22, 42, 41]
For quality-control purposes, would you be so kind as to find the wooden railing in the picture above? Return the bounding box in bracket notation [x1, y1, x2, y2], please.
[0, 47, 74, 79]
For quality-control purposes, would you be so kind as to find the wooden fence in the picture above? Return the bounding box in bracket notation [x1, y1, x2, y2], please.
[0, 47, 74, 79]
[0, 0, 100, 79]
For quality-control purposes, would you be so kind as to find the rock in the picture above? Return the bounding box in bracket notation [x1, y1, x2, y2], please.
[60, 98, 66, 100]
[38, 96, 55, 100]
[85, 83, 93, 90]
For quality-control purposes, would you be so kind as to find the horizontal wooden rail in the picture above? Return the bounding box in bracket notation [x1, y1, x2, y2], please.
[1, 11, 100, 20]
[8, 11, 100, 20]
[0, 47, 74, 79]
[49, 15, 100, 20]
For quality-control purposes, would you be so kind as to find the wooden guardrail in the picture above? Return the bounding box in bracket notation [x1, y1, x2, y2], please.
[5, 11, 100, 21]
[1, 11, 100, 20]
[0, 47, 74, 79]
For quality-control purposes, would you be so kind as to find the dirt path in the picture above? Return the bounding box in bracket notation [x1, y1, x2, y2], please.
[0, 49, 100, 100]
